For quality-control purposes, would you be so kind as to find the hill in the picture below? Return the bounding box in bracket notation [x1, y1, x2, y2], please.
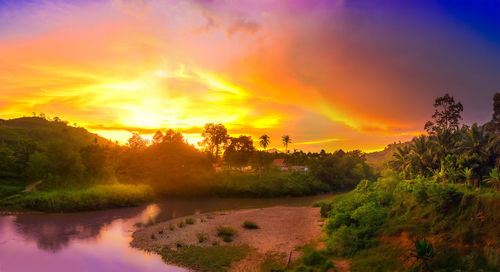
[0, 117, 112, 180]
[365, 142, 409, 170]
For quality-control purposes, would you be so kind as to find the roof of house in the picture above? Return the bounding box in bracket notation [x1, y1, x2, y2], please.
[272, 159, 287, 166]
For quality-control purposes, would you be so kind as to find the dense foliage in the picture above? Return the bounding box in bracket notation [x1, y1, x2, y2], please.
[292, 93, 500, 272]
[0, 116, 373, 211]
[389, 94, 500, 191]
[313, 174, 500, 272]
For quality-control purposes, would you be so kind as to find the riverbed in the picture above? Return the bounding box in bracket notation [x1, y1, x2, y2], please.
[0, 194, 335, 272]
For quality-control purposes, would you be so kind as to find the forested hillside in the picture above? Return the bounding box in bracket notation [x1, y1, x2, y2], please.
[290, 94, 500, 272]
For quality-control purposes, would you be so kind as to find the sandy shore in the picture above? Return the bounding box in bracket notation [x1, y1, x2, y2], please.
[131, 206, 324, 271]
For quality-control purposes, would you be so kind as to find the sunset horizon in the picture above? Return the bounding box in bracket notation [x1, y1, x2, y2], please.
[2, 0, 499, 152]
[1, 2, 500, 271]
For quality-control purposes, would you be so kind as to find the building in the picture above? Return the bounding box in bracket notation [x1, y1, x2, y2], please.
[272, 159, 288, 171]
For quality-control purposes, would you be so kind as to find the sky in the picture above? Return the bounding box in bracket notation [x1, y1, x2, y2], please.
[1, 0, 499, 152]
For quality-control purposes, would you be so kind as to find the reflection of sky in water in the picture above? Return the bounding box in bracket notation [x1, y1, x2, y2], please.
[0, 205, 186, 272]
[0, 194, 335, 271]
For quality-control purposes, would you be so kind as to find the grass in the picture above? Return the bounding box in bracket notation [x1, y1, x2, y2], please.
[159, 245, 250, 272]
[0, 183, 154, 212]
[185, 218, 195, 224]
[177, 221, 186, 228]
[242, 220, 259, 229]
[260, 251, 287, 272]
[349, 243, 403, 272]
[196, 232, 208, 243]
[217, 226, 238, 242]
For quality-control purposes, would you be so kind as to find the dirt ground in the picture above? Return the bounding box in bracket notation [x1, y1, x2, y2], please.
[131, 206, 324, 271]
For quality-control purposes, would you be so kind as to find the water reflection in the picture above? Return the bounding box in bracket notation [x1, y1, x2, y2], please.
[0, 194, 335, 272]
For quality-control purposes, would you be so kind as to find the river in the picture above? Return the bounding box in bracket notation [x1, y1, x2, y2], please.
[0, 194, 335, 272]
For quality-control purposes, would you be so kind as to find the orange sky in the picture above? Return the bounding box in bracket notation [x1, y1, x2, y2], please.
[1, 0, 499, 152]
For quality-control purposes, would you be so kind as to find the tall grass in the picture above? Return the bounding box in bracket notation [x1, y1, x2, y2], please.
[3, 183, 154, 212]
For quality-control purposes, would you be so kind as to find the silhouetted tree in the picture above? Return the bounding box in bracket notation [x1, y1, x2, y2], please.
[424, 93, 463, 134]
[259, 134, 270, 150]
[127, 133, 149, 150]
[282, 135, 291, 153]
[163, 129, 184, 143]
[201, 123, 228, 161]
[152, 130, 164, 144]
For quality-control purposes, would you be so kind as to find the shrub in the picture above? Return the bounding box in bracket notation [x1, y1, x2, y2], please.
[319, 202, 332, 218]
[325, 212, 351, 233]
[185, 218, 195, 225]
[432, 185, 463, 212]
[242, 220, 259, 229]
[350, 202, 387, 231]
[217, 226, 237, 242]
[326, 225, 361, 256]
[196, 232, 208, 243]
[177, 221, 186, 228]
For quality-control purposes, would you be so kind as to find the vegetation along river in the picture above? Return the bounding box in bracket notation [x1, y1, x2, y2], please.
[0, 193, 336, 272]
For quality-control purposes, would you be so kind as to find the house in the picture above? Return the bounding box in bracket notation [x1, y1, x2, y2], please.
[272, 159, 288, 171]
[291, 165, 308, 172]
[212, 162, 223, 172]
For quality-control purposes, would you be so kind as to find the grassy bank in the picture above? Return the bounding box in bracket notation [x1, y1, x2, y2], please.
[159, 245, 250, 272]
[292, 173, 500, 272]
[0, 183, 154, 212]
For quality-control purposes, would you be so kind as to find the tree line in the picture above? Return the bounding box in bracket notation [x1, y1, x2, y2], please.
[389, 93, 500, 191]
[0, 116, 373, 195]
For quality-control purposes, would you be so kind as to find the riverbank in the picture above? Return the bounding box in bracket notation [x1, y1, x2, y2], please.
[0, 183, 155, 212]
[131, 206, 324, 271]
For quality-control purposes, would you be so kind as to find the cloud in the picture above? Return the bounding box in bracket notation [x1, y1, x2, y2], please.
[1, 0, 499, 152]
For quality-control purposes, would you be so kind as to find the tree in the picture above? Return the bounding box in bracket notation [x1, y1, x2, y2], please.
[491, 92, 500, 132]
[163, 129, 184, 143]
[259, 134, 270, 150]
[152, 130, 164, 144]
[282, 135, 291, 153]
[224, 136, 255, 168]
[201, 123, 228, 161]
[460, 124, 489, 158]
[484, 168, 500, 191]
[424, 93, 463, 134]
[409, 136, 437, 177]
[127, 133, 149, 150]
[389, 145, 413, 179]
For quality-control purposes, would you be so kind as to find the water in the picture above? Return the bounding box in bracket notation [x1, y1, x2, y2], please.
[0, 194, 335, 272]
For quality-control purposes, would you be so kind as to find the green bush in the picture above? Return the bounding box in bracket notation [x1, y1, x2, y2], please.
[242, 220, 259, 229]
[326, 225, 362, 256]
[196, 232, 208, 243]
[185, 218, 195, 225]
[216, 226, 237, 242]
[3, 183, 154, 212]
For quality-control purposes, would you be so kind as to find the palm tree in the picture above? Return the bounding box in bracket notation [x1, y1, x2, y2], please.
[259, 134, 270, 150]
[459, 124, 489, 159]
[410, 135, 436, 177]
[282, 135, 291, 153]
[484, 168, 500, 192]
[461, 167, 473, 187]
[390, 145, 413, 178]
